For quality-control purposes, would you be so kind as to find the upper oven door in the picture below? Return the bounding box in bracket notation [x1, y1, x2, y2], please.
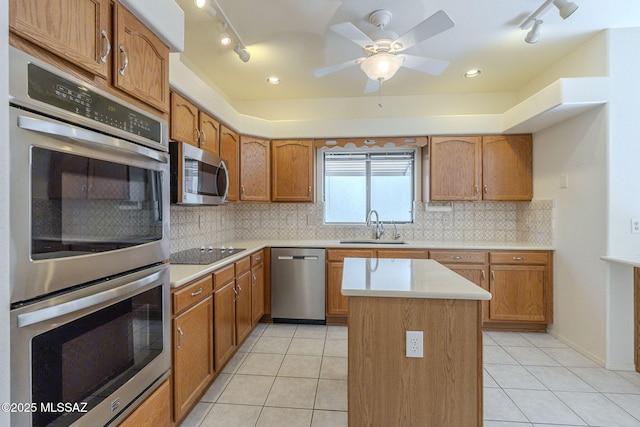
[9, 106, 170, 304]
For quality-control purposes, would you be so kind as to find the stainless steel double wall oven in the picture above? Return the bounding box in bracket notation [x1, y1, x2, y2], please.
[8, 47, 171, 427]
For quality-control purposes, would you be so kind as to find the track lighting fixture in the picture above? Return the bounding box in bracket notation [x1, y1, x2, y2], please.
[520, 0, 578, 43]
[233, 44, 250, 62]
[525, 19, 543, 44]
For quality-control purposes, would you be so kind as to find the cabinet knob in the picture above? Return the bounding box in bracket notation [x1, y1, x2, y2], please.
[100, 30, 111, 63]
[118, 45, 129, 76]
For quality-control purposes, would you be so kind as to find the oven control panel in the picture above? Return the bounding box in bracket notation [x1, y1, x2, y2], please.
[27, 63, 162, 144]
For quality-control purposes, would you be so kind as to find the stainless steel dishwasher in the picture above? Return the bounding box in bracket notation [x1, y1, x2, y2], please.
[271, 248, 326, 323]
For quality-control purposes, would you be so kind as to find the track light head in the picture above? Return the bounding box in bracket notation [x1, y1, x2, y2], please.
[233, 44, 250, 62]
[525, 19, 543, 44]
[553, 0, 578, 19]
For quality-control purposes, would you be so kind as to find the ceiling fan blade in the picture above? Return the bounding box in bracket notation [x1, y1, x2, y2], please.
[401, 54, 450, 76]
[393, 10, 455, 51]
[364, 78, 380, 94]
[312, 58, 363, 78]
[330, 22, 374, 49]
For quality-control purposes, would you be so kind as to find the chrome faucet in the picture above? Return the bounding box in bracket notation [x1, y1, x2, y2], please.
[366, 209, 385, 240]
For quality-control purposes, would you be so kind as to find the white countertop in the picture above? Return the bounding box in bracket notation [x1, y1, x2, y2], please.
[601, 256, 640, 268]
[341, 258, 492, 300]
[170, 239, 553, 288]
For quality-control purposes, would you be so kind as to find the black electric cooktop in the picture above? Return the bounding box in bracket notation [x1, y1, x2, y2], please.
[170, 247, 246, 265]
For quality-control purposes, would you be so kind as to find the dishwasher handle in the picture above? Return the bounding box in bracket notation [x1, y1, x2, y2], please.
[277, 255, 319, 261]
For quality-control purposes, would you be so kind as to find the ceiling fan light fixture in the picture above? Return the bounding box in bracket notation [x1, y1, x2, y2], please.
[553, 0, 578, 19]
[360, 52, 404, 82]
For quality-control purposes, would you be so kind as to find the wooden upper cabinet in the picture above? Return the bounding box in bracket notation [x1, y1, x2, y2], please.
[199, 112, 220, 156]
[271, 139, 314, 202]
[429, 136, 482, 201]
[482, 135, 533, 201]
[240, 136, 271, 202]
[113, 3, 169, 112]
[170, 92, 199, 146]
[220, 125, 239, 202]
[9, 0, 111, 78]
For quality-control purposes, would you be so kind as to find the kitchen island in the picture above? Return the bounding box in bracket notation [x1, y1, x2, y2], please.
[341, 257, 492, 427]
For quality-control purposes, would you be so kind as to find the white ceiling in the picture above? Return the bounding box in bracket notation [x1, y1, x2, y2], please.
[175, 0, 640, 104]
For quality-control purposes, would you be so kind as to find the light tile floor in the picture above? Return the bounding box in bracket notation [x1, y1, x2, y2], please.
[180, 324, 640, 427]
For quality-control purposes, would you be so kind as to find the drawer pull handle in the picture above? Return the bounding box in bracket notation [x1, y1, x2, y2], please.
[252, 274, 257, 284]
[100, 30, 111, 63]
[512, 257, 525, 260]
[483, 185, 488, 194]
[452, 256, 463, 260]
[201, 130, 207, 143]
[255, 256, 261, 261]
[475, 185, 478, 195]
[177, 327, 184, 349]
[118, 45, 129, 76]
[237, 284, 243, 293]
[491, 270, 495, 281]
[481, 270, 485, 281]
[190, 287, 203, 297]
[195, 128, 201, 142]
[232, 286, 238, 302]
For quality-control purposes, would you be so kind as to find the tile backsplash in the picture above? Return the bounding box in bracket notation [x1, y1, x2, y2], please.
[170, 199, 554, 252]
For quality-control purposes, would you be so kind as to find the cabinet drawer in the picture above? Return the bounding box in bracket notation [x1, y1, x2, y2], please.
[251, 250, 264, 266]
[235, 256, 251, 274]
[213, 264, 235, 290]
[327, 249, 375, 262]
[173, 275, 212, 314]
[490, 251, 549, 265]
[430, 250, 487, 264]
[376, 249, 428, 259]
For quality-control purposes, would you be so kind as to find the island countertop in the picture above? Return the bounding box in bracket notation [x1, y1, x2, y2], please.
[341, 257, 492, 300]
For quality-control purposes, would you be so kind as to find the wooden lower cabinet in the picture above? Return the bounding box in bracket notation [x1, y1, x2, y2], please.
[235, 270, 253, 344]
[119, 379, 170, 427]
[251, 255, 265, 325]
[326, 249, 375, 323]
[213, 280, 237, 371]
[173, 297, 214, 422]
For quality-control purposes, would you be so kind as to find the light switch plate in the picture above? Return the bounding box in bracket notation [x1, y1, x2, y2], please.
[406, 331, 423, 358]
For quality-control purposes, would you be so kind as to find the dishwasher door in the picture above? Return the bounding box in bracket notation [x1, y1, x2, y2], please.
[271, 248, 326, 323]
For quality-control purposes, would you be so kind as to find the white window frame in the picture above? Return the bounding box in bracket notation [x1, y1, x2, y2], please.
[317, 147, 422, 225]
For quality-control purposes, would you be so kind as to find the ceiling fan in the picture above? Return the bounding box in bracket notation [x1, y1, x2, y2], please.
[313, 9, 455, 93]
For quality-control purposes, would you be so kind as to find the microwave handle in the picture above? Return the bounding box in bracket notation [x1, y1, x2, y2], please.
[220, 159, 230, 203]
[16, 269, 164, 328]
[17, 115, 168, 164]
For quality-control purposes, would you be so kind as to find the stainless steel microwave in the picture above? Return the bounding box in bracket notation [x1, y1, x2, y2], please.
[170, 141, 229, 205]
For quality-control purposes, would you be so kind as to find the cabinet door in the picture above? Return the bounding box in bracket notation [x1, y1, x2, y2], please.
[251, 263, 265, 326]
[199, 112, 221, 156]
[240, 136, 271, 201]
[173, 297, 214, 422]
[120, 379, 170, 427]
[271, 139, 314, 202]
[170, 92, 199, 146]
[429, 136, 482, 201]
[327, 261, 349, 316]
[9, 0, 110, 78]
[113, 3, 169, 112]
[220, 125, 239, 202]
[489, 265, 546, 322]
[445, 264, 490, 323]
[482, 135, 532, 201]
[213, 281, 236, 371]
[235, 271, 253, 344]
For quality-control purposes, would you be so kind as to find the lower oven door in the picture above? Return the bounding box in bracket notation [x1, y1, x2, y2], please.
[10, 263, 170, 427]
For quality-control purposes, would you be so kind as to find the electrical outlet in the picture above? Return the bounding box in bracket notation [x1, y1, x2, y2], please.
[406, 331, 423, 358]
[632, 218, 640, 234]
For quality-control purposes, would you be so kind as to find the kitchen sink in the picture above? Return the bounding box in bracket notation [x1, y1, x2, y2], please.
[339, 239, 408, 245]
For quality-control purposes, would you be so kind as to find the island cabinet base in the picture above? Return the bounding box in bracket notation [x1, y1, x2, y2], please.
[348, 296, 483, 427]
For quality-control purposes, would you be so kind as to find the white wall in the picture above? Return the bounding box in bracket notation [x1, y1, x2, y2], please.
[533, 106, 609, 364]
[1, 2, 12, 425]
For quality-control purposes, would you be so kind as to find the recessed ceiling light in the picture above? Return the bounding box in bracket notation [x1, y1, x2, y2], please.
[464, 69, 482, 78]
[194, 0, 206, 8]
[266, 76, 281, 85]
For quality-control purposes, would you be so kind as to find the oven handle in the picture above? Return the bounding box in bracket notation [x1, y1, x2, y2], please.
[17, 115, 168, 164]
[16, 270, 164, 328]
